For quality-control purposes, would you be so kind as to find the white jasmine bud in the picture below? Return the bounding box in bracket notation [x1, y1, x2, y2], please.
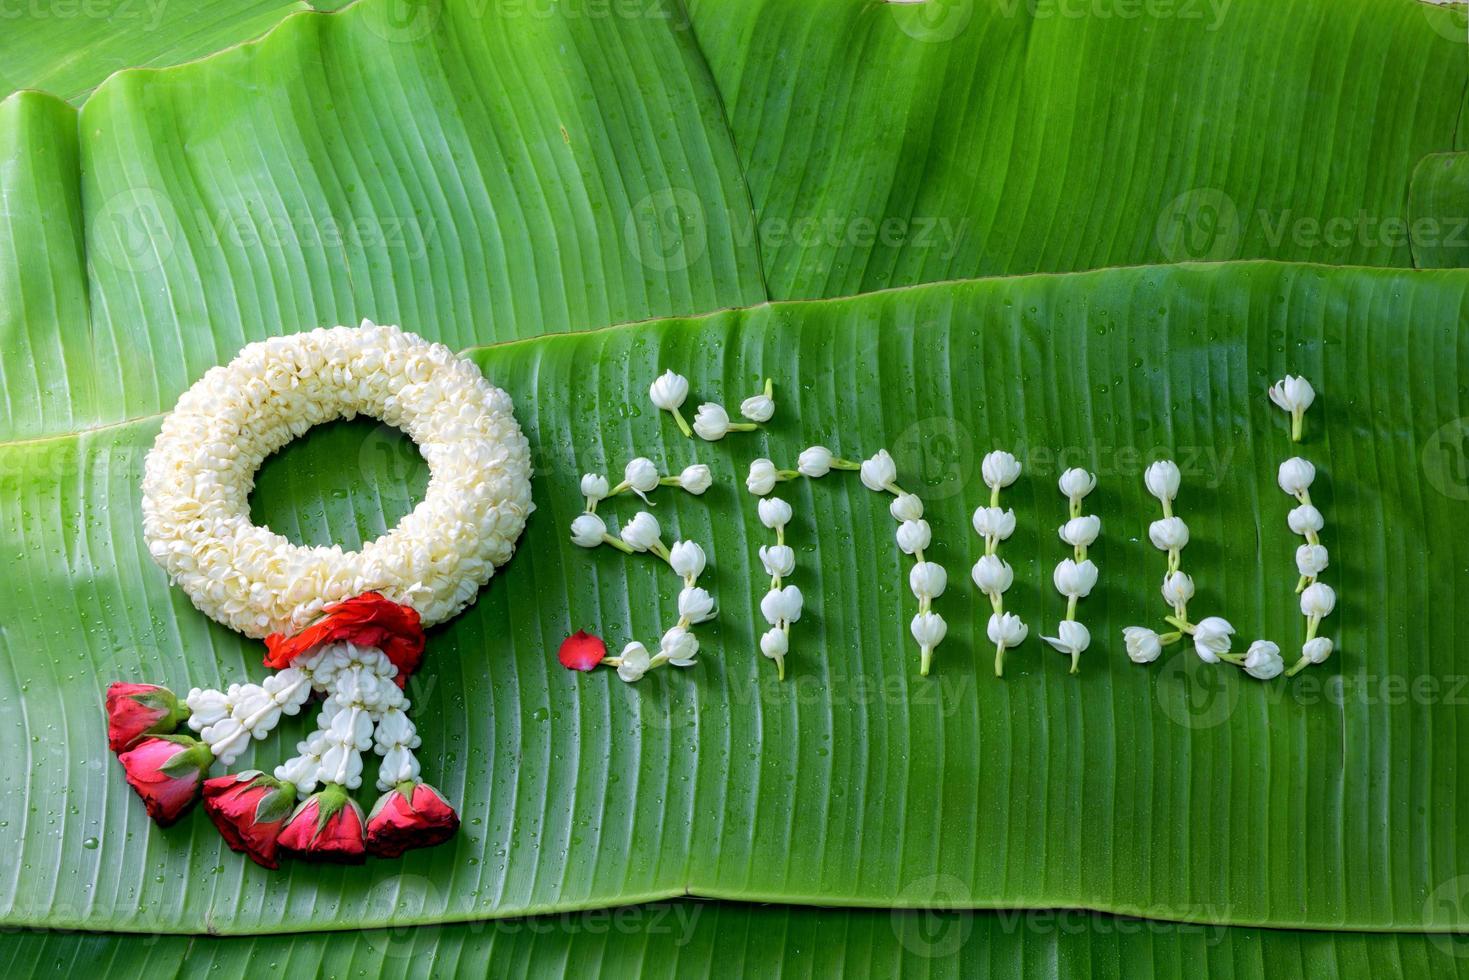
[1043, 620, 1090, 657]
[186, 688, 232, 729]
[1058, 515, 1101, 548]
[760, 627, 788, 660]
[660, 627, 699, 667]
[275, 754, 321, 796]
[1287, 504, 1324, 536]
[759, 544, 796, 578]
[1123, 626, 1163, 664]
[693, 403, 732, 441]
[678, 586, 716, 624]
[619, 511, 662, 552]
[971, 555, 1014, 595]
[740, 391, 775, 423]
[747, 458, 779, 496]
[1269, 375, 1315, 415]
[1301, 636, 1334, 664]
[1243, 639, 1284, 680]
[1192, 616, 1235, 663]
[1058, 468, 1096, 501]
[971, 506, 1016, 541]
[1052, 558, 1098, 599]
[987, 611, 1028, 648]
[860, 450, 898, 492]
[648, 370, 689, 411]
[981, 450, 1021, 490]
[624, 457, 660, 494]
[581, 473, 610, 502]
[798, 445, 833, 478]
[1144, 460, 1181, 503]
[1295, 543, 1329, 577]
[910, 611, 948, 650]
[1278, 457, 1316, 495]
[1148, 516, 1190, 551]
[890, 493, 924, 522]
[758, 496, 793, 529]
[1269, 376, 1316, 439]
[668, 540, 706, 579]
[1301, 582, 1336, 618]
[570, 513, 607, 548]
[617, 642, 650, 683]
[676, 464, 712, 495]
[908, 561, 948, 600]
[1161, 571, 1195, 607]
[760, 584, 804, 625]
[895, 519, 931, 555]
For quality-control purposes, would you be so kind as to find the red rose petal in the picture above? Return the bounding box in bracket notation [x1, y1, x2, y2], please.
[558, 629, 606, 671]
[264, 592, 425, 685]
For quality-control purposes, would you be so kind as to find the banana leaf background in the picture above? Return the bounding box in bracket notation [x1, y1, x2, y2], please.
[3, 0, 1469, 973]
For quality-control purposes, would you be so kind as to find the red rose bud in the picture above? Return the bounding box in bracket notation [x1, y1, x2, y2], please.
[105, 682, 189, 752]
[366, 781, 461, 858]
[203, 771, 298, 869]
[263, 592, 424, 686]
[277, 783, 367, 864]
[558, 629, 606, 671]
[117, 735, 213, 827]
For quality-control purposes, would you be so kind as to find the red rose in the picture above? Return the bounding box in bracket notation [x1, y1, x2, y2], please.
[558, 629, 606, 671]
[277, 784, 367, 864]
[203, 771, 298, 869]
[105, 682, 188, 751]
[366, 781, 461, 858]
[117, 735, 212, 826]
[264, 592, 425, 686]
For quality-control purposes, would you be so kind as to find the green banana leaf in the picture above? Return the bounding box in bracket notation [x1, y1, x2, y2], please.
[3, 903, 1468, 977]
[3, 0, 1469, 964]
[4, 261, 1468, 935]
[685, 0, 1469, 295]
[0, 0, 310, 104]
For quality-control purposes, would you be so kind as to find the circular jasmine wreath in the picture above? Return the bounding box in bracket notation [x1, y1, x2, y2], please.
[106, 321, 533, 867]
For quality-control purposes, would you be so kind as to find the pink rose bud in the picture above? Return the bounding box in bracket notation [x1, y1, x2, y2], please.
[203, 771, 297, 869]
[116, 735, 212, 826]
[277, 784, 367, 864]
[105, 682, 188, 752]
[366, 781, 461, 858]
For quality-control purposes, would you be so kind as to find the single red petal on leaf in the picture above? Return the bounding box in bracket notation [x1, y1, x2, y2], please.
[558, 629, 606, 671]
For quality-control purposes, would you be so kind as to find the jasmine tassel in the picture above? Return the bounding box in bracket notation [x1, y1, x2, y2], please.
[1045, 468, 1098, 674]
[976, 450, 1024, 676]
